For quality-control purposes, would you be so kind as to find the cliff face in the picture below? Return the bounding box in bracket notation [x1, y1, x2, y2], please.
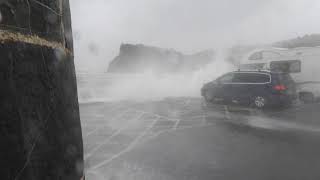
[107, 44, 214, 74]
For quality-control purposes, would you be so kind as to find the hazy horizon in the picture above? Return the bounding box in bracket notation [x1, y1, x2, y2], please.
[70, 0, 320, 73]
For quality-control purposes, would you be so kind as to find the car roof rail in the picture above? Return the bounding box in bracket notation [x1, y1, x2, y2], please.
[234, 69, 271, 73]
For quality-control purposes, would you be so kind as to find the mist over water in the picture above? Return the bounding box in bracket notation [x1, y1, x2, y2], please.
[78, 49, 234, 103]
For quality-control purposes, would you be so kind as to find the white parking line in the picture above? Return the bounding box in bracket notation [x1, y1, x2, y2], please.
[88, 116, 160, 171]
[139, 123, 206, 146]
[84, 112, 145, 160]
[224, 105, 231, 120]
[85, 109, 132, 137]
[173, 118, 181, 130]
[134, 109, 178, 122]
[189, 115, 207, 119]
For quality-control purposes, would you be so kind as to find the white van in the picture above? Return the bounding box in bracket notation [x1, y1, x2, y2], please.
[240, 46, 320, 103]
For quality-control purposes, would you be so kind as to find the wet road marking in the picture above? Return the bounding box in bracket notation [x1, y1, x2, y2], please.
[81, 99, 320, 178]
[81, 104, 128, 122]
[84, 109, 132, 137]
[89, 116, 160, 171]
[224, 105, 231, 120]
[84, 112, 145, 160]
[173, 118, 181, 130]
[138, 123, 206, 146]
[134, 109, 178, 122]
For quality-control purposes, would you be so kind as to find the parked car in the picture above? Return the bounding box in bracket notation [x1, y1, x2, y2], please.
[240, 47, 320, 103]
[201, 70, 297, 108]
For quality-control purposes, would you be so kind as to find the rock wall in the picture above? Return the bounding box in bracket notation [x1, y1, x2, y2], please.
[0, 1, 83, 179]
[107, 44, 215, 74]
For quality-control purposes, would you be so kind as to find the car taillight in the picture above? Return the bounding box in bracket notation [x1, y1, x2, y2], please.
[273, 84, 287, 91]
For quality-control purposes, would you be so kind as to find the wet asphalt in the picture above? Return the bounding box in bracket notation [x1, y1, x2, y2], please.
[80, 98, 320, 180]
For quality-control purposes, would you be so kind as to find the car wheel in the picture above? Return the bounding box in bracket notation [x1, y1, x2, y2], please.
[253, 96, 267, 109]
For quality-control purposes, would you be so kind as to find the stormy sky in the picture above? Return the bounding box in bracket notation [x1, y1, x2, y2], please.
[69, 0, 320, 72]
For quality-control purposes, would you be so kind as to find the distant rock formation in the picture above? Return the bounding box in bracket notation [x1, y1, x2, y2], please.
[107, 44, 214, 74]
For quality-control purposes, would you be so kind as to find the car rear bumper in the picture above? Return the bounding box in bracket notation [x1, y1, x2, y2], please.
[269, 94, 296, 106]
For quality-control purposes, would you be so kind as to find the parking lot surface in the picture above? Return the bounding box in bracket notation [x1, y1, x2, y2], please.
[80, 98, 320, 180]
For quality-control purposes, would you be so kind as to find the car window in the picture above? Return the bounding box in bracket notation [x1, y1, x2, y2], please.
[277, 74, 295, 85]
[232, 73, 249, 83]
[270, 60, 301, 73]
[233, 73, 270, 83]
[218, 73, 234, 83]
[248, 73, 270, 83]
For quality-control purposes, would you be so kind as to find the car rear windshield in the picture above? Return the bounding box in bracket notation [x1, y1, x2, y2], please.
[274, 73, 295, 85]
[232, 73, 270, 83]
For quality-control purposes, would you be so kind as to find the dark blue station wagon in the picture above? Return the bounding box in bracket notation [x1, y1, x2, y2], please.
[201, 71, 297, 108]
